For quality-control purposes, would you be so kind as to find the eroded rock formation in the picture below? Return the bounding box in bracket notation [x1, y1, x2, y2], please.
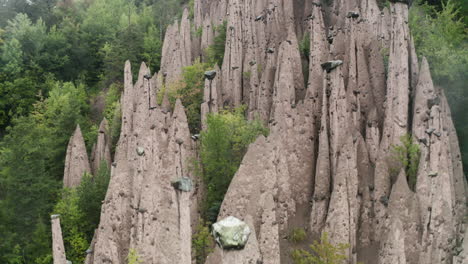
[63, 124, 91, 188]
[82, 0, 466, 263]
[88, 61, 198, 264]
[51, 215, 67, 264]
[91, 118, 112, 174]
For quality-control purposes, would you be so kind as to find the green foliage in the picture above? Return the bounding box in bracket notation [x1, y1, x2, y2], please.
[380, 47, 390, 77]
[195, 26, 203, 38]
[53, 163, 110, 263]
[291, 232, 349, 264]
[200, 107, 268, 222]
[127, 248, 142, 264]
[0, 80, 90, 263]
[409, 0, 468, 175]
[189, 0, 195, 19]
[300, 33, 311, 60]
[103, 82, 122, 153]
[289, 228, 307, 243]
[76, 162, 111, 239]
[390, 134, 421, 191]
[205, 21, 227, 66]
[54, 188, 89, 263]
[167, 60, 211, 134]
[192, 219, 214, 264]
[300, 32, 311, 86]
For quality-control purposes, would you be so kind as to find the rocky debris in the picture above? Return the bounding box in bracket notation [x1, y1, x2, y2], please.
[63, 125, 91, 188]
[171, 177, 193, 192]
[321, 60, 343, 73]
[51, 215, 67, 264]
[204, 70, 217, 80]
[136, 147, 145, 156]
[91, 118, 112, 174]
[89, 62, 197, 264]
[212, 216, 251, 249]
[347, 12, 360, 18]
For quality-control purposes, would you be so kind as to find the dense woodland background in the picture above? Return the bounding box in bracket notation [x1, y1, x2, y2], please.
[0, 0, 466, 263]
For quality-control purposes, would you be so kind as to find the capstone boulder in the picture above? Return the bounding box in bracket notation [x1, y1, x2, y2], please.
[212, 216, 251, 250]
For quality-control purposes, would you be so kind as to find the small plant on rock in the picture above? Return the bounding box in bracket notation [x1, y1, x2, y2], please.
[291, 232, 349, 264]
[127, 248, 142, 264]
[390, 134, 421, 191]
[192, 219, 214, 264]
[289, 227, 307, 243]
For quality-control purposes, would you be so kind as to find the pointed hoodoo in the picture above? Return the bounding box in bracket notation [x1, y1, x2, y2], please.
[51, 215, 67, 264]
[91, 118, 112, 174]
[310, 76, 331, 236]
[90, 62, 197, 264]
[63, 124, 91, 188]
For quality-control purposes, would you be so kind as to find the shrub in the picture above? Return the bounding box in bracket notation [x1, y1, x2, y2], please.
[165, 60, 211, 134]
[200, 106, 268, 222]
[299, 33, 311, 60]
[205, 21, 227, 66]
[192, 219, 214, 264]
[291, 232, 349, 264]
[76, 162, 111, 239]
[390, 134, 420, 191]
[127, 248, 142, 264]
[289, 228, 307, 243]
[103, 82, 122, 153]
[53, 162, 110, 263]
[53, 188, 89, 263]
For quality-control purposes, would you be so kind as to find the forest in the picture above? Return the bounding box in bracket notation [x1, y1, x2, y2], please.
[0, 0, 466, 263]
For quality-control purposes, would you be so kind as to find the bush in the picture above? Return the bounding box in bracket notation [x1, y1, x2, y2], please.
[127, 248, 142, 264]
[103, 82, 122, 153]
[299, 33, 310, 60]
[53, 188, 89, 263]
[289, 228, 307, 243]
[291, 232, 349, 264]
[205, 21, 227, 67]
[200, 106, 268, 222]
[52, 162, 110, 263]
[76, 162, 111, 239]
[390, 134, 421, 191]
[165, 60, 211, 134]
[192, 219, 214, 264]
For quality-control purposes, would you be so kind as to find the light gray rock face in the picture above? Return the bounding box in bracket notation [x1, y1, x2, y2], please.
[51, 215, 67, 264]
[85, 0, 466, 263]
[212, 216, 251, 249]
[161, 8, 192, 83]
[201, 65, 221, 130]
[91, 118, 112, 174]
[63, 124, 91, 188]
[89, 61, 197, 264]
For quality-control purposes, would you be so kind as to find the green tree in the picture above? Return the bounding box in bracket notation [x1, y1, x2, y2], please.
[0, 81, 90, 263]
[291, 233, 349, 264]
[192, 219, 214, 264]
[166, 60, 211, 134]
[205, 21, 227, 66]
[200, 107, 268, 222]
[390, 134, 421, 191]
